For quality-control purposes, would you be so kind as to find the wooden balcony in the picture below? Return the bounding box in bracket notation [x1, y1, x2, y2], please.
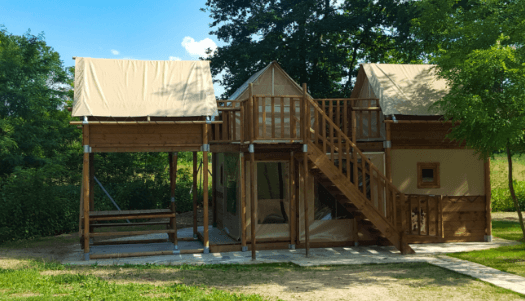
[210, 96, 384, 145]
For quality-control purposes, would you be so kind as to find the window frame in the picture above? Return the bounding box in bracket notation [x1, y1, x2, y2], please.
[417, 162, 440, 189]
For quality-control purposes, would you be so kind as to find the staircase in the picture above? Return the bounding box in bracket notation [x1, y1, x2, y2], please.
[304, 97, 414, 254]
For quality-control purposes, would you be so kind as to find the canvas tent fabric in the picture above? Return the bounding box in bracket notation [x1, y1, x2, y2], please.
[361, 64, 449, 116]
[229, 61, 316, 141]
[72, 58, 217, 117]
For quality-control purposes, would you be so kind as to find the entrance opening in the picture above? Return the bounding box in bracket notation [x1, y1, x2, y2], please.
[257, 162, 289, 224]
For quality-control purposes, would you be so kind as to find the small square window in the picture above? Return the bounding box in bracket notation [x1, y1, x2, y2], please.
[417, 162, 440, 189]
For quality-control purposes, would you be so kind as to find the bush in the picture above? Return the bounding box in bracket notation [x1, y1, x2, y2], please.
[0, 168, 79, 244]
[0, 158, 211, 244]
[491, 180, 525, 212]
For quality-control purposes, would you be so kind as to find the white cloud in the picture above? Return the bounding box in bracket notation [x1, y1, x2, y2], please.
[181, 37, 217, 57]
[111, 49, 120, 55]
[169, 56, 182, 61]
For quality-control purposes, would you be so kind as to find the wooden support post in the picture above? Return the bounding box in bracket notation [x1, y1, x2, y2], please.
[290, 152, 296, 247]
[82, 124, 90, 260]
[169, 152, 178, 248]
[303, 150, 310, 257]
[485, 159, 492, 241]
[212, 152, 217, 227]
[302, 83, 308, 143]
[240, 152, 247, 251]
[250, 146, 257, 260]
[249, 83, 254, 143]
[385, 121, 392, 183]
[89, 153, 94, 234]
[193, 151, 198, 238]
[352, 110, 357, 143]
[203, 125, 209, 253]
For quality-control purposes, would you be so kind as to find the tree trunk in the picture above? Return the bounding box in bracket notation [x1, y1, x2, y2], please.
[506, 143, 525, 241]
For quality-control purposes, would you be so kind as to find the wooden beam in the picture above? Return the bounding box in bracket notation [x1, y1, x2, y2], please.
[212, 153, 217, 227]
[385, 122, 392, 183]
[90, 213, 175, 221]
[90, 229, 177, 237]
[240, 152, 247, 249]
[169, 152, 178, 246]
[290, 152, 296, 246]
[70, 121, 222, 125]
[250, 150, 257, 260]
[89, 153, 94, 234]
[93, 239, 168, 245]
[303, 151, 310, 257]
[249, 84, 255, 142]
[485, 158, 492, 238]
[82, 125, 90, 258]
[203, 124, 209, 253]
[90, 221, 169, 228]
[193, 152, 198, 237]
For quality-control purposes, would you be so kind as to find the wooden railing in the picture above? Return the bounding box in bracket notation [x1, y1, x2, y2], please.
[304, 96, 405, 230]
[211, 99, 247, 143]
[316, 98, 383, 141]
[403, 194, 443, 238]
[252, 95, 303, 141]
[210, 96, 384, 144]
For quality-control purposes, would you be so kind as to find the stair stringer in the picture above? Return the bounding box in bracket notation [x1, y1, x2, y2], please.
[307, 142, 414, 254]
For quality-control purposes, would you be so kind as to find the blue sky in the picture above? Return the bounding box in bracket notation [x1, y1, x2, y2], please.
[1, 0, 225, 95]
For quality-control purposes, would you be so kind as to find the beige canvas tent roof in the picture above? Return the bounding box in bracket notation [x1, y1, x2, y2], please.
[229, 61, 311, 100]
[355, 64, 449, 116]
[72, 57, 218, 117]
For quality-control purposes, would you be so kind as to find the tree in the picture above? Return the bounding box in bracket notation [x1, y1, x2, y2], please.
[418, 0, 525, 240]
[0, 27, 80, 180]
[202, 0, 426, 99]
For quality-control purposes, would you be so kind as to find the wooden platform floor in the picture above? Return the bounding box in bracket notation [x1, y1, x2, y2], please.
[89, 240, 203, 256]
[198, 227, 239, 245]
[88, 226, 237, 256]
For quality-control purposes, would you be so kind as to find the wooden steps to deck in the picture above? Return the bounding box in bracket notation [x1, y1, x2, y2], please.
[307, 141, 414, 254]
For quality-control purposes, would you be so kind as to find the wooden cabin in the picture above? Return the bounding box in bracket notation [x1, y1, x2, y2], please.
[73, 59, 491, 261]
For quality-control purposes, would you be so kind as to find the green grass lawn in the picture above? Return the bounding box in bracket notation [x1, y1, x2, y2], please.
[1, 260, 523, 300]
[448, 220, 525, 278]
[0, 261, 268, 301]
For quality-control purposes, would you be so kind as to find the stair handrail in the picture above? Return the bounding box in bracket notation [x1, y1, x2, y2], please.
[304, 95, 408, 232]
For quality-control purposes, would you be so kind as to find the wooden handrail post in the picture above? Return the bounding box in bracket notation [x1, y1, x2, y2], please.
[249, 83, 254, 143]
[240, 104, 244, 144]
[302, 83, 308, 144]
[385, 121, 392, 183]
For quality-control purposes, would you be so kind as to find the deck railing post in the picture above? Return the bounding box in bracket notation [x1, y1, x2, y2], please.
[249, 83, 254, 143]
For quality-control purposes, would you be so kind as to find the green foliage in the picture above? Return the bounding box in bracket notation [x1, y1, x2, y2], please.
[417, 0, 525, 238]
[492, 181, 525, 212]
[0, 168, 79, 243]
[0, 27, 81, 178]
[203, 0, 427, 99]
